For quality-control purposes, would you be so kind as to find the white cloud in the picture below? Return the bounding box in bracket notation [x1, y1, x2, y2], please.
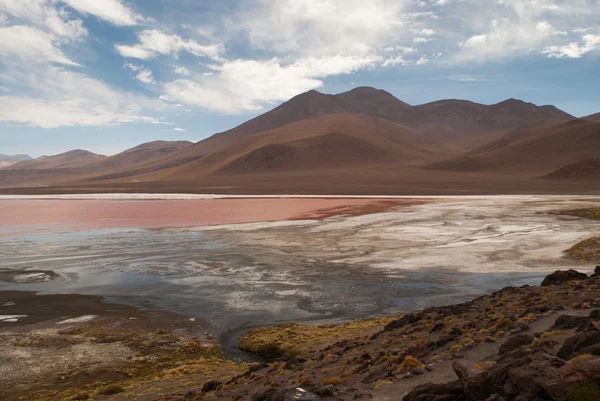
[125, 63, 156, 84]
[173, 127, 185, 132]
[0, 96, 161, 128]
[59, 0, 143, 26]
[543, 34, 600, 58]
[173, 66, 191, 76]
[234, 0, 409, 57]
[162, 54, 383, 113]
[116, 29, 222, 60]
[0, 25, 80, 65]
[0, 0, 86, 39]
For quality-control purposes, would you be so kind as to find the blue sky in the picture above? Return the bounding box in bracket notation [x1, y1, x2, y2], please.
[0, 0, 599, 157]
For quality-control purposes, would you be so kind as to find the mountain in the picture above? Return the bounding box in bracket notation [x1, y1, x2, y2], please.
[183, 89, 573, 157]
[543, 158, 600, 180]
[0, 87, 592, 194]
[583, 112, 600, 120]
[103, 88, 574, 181]
[82, 140, 193, 170]
[398, 98, 574, 151]
[172, 87, 411, 159]
[8, 150, 106, 170]
[142, 113, 433, 181]
[0, 154, 32, 168]
[427, 119, 600, 176]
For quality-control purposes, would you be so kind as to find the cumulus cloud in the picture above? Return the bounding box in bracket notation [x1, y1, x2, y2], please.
[0, 1, 164, 128]
[161, 54, 387, 113]
[125, 63, 156, 84]
[0, 25, 81, 65]
[116, 29, 222, 60]
[543, 34, 600, 58]
[59, 0, 144, 26]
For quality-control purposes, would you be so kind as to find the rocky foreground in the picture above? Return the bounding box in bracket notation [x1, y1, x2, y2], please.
[194, 269, 600, 401]
[1, 268, 599, 401]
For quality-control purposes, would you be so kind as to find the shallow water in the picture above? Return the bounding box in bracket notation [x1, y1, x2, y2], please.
[1, 195, 599, 358]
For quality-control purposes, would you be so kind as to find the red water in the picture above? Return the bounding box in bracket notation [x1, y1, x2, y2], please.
[0, 198, 424, 238]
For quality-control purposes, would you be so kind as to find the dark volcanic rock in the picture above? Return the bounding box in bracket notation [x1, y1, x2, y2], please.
[382, 312, 424, 333]
[402, 380, 465, 401]
[498, 334, 534, 355]
[452, 362, 493, 401]
[251, 389, 284, 401]
[251, 388, 322, 401]
[551, 314, 590, 331]
[541, 269, 588, 286]
[201, 379, 222, 393]
[592, 266, 600, 277]
[557, 325, 600, 360]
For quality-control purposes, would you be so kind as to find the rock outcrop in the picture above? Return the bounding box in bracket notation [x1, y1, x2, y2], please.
[541, 269, 588, 286]
[404, 307, 600, 401]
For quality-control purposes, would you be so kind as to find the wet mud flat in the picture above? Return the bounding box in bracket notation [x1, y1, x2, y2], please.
[0, 291, 228, 401]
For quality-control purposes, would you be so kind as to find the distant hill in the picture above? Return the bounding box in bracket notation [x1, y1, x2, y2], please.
[8, 150, 106, 170]
[543, 158, 600, 180]
[583, 112, 600, 120]
[427, 119, 600, 176]
[0, 154, 32, 168]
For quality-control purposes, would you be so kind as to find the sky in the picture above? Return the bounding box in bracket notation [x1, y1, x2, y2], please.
[0, 0, 599, 158]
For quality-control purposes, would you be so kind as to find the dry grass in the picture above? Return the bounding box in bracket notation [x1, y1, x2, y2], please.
[239, 317, 396, 357]
[323, 377, 344, 385]
[398, 356, 425, 372]
[565, 237, 600, 263]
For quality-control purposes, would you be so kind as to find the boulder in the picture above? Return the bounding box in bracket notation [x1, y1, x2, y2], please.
[541, 269, 588, 286]
[201, 379, 221, 393]
[592, 265, 600, 278]
[498, 334, 534, 355]
[402, 380, 466, 401]
[551, 314, 590, 331]
[453, 362, 493, 401]
[557, 325, 600, 360]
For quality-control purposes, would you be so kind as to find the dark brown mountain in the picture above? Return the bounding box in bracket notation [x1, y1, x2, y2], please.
[142, 113, 433, 181]
[171, 87, 411, 159]
[82, 140, 193, 170]
[544, 158, 600, 180]
[0, 87, 591, 193]
[8, 150, 106, 170]
[108, 88, 575, 180]
[583, 112, 600, 120]
[399, 98, 574, 151]
[427, 119, 600, 175]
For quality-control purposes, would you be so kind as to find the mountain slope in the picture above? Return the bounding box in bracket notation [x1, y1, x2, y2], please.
[543, 158, 600, 180]
[399, 98, 574, 150]
[427, 119, 600, 175]
[109, 89, 574, 180]
[171, 87, 411, 159]
[583, 112, 600, 120]
[82, 140, 193, 170]
[8, 150, 106, 170]
[140, 113, 433, 181]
